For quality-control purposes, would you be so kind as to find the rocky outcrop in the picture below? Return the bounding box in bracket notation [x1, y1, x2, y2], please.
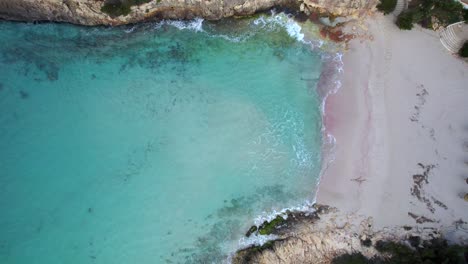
[0, 0, 376, 26]
[232, 205, 448, 264]
[0, 0, 297, 26]
[300, 0, 377, 20]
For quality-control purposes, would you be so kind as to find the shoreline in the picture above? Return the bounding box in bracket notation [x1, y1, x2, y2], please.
[0, 0, 376, 26]
[233, 13, 468, 263]
[1, 3, 466, 261]
[318, 13, 468, 230]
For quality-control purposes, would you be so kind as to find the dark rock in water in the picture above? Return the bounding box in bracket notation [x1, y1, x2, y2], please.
[47, 70, 59, 81]
[245, 205, 327, 238]
[19, 90, 29, 99]
[245, 225, 257, 237]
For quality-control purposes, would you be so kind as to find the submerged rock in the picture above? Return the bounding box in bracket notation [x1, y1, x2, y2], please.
[245, 225, 257, 237]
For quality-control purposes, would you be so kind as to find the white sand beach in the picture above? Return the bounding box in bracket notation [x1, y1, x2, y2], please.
[318, 14, 468, 238]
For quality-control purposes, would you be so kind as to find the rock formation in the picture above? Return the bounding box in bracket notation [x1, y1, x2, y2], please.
[0, 0, 294, 26]
[232, 205, 448, 264]
[0, 0, 376, 26]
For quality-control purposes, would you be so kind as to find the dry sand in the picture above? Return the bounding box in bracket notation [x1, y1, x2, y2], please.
[318, 14, 468, 241]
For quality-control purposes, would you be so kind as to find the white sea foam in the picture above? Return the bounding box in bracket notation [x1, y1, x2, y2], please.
[144, 12, 313, 45]
[124, 25, 136, 33]
[238, 234, 280, 248]
[141, 13, 345, 263]
[251, 199, 316, 227]
[252, 12, 305, 42]
[232, 51, 345, 261]
[167, 17, 204, 31]
[210, 33, 246, 43]
[153, 17, 205, 32]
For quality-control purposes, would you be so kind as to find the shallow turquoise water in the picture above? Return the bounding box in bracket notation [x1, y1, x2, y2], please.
[0, 15, 324, 263]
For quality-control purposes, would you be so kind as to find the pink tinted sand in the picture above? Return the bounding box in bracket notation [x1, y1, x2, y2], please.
[317, 14, 468, 237]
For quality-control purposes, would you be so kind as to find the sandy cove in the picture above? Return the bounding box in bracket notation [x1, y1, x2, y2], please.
[319, 14, 468, 233]
[233, 13, 468, 263]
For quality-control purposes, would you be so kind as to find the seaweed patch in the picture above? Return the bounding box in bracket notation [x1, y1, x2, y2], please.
[410, 163, 446, 213]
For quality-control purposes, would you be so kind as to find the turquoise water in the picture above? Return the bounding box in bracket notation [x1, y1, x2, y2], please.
[0, 15, 324, 263]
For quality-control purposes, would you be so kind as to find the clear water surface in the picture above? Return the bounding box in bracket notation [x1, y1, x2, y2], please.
[0, 15, 324, 263]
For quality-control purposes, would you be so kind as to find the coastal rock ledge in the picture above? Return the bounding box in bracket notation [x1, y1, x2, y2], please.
[0, 0, 376, 26]
[232, 205, 468, 264]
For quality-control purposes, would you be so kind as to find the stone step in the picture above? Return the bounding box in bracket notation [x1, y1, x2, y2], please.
[441, 30, 460, 48]
[440, 25, 464, 53]
[393, 0, 407, 16]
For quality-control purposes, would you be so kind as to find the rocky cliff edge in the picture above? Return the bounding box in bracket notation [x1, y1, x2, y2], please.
[0, 0, 376, 26]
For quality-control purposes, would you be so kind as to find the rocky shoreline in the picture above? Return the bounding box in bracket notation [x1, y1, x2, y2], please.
[232, 204, 467, 263]
[4, 1, 465, 263]
[0, 0, 376, 26]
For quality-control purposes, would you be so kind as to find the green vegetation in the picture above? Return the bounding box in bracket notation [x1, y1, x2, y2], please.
[101, 0, 152, 17]
[332, 238, 468, 264]
[258, 215, 286, 235]
[396, 11, 415, 30]
[377, 0, 397, 15]
[332, 253, 377, 264]
[375, 238, 467, 263]
[460, 41, 468, 58]
[395, 0, 465, 30]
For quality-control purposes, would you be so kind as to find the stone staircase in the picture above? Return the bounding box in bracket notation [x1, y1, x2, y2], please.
[439, 22, 468, 54]
[392, 0, 407, 17]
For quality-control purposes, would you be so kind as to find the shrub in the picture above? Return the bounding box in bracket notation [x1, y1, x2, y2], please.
[396, 11, 414, 30]
[101, 3, 132, 17]
[377, 0, 397, 15]
[430, 0, 464, 25]
[101, 0, 152, 17]
[395, 0, 466, 30]
[460, 42, 468, 58]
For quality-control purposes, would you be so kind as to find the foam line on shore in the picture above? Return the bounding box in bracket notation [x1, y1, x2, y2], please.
[128, 12, 320, 45]
[118, 14, 344, 261]
[231, 51, 344, 258]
